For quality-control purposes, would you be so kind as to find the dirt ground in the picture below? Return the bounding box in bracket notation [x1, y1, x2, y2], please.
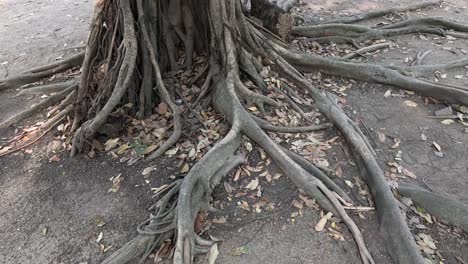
[1, 0, 467, 264]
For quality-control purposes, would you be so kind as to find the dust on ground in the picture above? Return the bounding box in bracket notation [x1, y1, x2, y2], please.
[0, 0, 467, 264]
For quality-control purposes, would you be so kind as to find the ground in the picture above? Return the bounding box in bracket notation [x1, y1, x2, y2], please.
[0, 0, 467, 264]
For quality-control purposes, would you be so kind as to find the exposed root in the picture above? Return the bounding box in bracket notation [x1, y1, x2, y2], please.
[0, 52, 83, 91]
[342, 42, 392, 60]
[398, 183, 468, 233]
[294, 16, 468, 46]
[278, 49, 468, 106]
[0, 85, 75, 129]
[321, 1, 442, 24]
[15, 79, 78, 97]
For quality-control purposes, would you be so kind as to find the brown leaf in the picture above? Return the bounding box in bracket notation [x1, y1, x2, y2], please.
[377, 131, 386, 143]
[157, 102, 168, 115]
[292, 200, 303, 209]
[49, 155, 60, 162]
[194, 212, 207, 233]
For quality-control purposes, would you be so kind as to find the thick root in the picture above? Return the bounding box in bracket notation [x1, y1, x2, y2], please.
[398, 183, 468, 232]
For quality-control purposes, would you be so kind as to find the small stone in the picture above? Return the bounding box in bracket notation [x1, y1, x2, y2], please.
[434, 151, 444, 158]
[435, 106, 452, 116]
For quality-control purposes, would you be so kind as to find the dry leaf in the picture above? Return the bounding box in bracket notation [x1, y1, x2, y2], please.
[292, 200, 303, 209]
[403, 168, 417, 179]
[49, 155, 60, 162]
[104, 138, 120, 151]
[245, 178, 259, 190]
[377, 131, 386, 143]
[157, 102, 168, 115]
[181, 163, 190, 173]
[315, 212, 333, 231]
[224, 182, 233, 193]
[96, 232, 103, 243]
[212, 217, 227, 224]
[441, 119, 454, 125]
[142, 166, 155, 176]
[391, 138, 401, 149]
[404, 100, 418, 107]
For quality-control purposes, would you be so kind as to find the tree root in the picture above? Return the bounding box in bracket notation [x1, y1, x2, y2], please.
[0, 85, 75, 129]
[321, 1, 442, 24]
[398, 183, 468, 232]
[0, 52, 83, 91]
[15, 79, 78, 97]
[278, 49, 468, 106]
[294, 16, 468, 45]
[342, 42, 392, 60]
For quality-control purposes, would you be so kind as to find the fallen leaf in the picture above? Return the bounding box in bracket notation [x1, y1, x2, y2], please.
[384, 89, 392, 98]
[49, 155, 60, 162]
[245, 178, 259, 190]
[212, 217, 227, 224]
[143, 144, 158, 155]
[292, 200, 303, 209]
[96, 232, 103, 243]
[157, 102, 168, 115]
[441, 119, 454, 125]
[230, 245, 249, 256]
[377, 131, 386, 143]
[403, 168, 417, 179]
[315, 212, 333, 231]
[404, 100, 418, 107]
[224, 182, 233, 193]
[181, 163, 190, 173]
[142, 166, 155, 176]
[104, 138, 120, 151]
[391, 138, 401, 149]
